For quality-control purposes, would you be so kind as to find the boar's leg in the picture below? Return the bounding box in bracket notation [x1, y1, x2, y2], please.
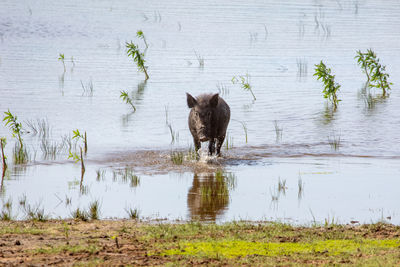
[208, 140, 216, 156]
[194, 137, 201, 153]
[216, 135, 226, 156]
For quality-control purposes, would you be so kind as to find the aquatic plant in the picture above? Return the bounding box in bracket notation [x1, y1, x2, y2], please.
[277, 177, 287, 195]
[18, 194, 26, 207]
[71, 207, 89, 221]
[216, 82, 229, 96]
[314, 61, 341, 110]
[96, 169, 106, 181]
[328, 132, 341, 151]
[120, 91, 136, 112]
[80, 79, 94, 97]
[297, 58, 308, 78]
[232, 120, 248, 143]
[224, 133, 233, 150]
[3, 110, 24, 149]
[72, 129, 87, 154]
[58, 53, 66, 72]
[232, 73, 256, 101]
[24, 203, 48, 221]
[355, 49, 392, 96]
[71, 56, 75, 67]
[126, 41, 149, 80]
[0, 137, 6, 170]
[170, 151, 184, 165]
[136, 30, 148, 48]
[274, 120, 283, 142]
[298, 176, 304, 200]
[0, 198, 12, 221]
[194, 50, 204, 67]
[125, 207, 140, 219]
[167, 123, 179, 144]
[88, 200, 101, 220]
[69, 130, 86, 178]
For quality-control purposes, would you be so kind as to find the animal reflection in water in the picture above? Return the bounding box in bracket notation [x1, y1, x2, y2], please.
[187, 170, 236, 221]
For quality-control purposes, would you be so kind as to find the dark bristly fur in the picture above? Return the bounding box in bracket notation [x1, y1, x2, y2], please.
[186, 93, 230, 156]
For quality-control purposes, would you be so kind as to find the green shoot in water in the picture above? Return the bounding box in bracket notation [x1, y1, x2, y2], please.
[69, 130, 86, 177]
[72, 129, 87, 153]
[58, 53, 66, 72]
[232, 73, 256, 101]
[136, 30, 148, 48]
[355, 49, 392, 96]
[314, 61, 341, 110]
[3, 110, 24, 149]
[126, 41, 149, 80]
[120, 91, 136, 112]
[0, 137, 6, 170]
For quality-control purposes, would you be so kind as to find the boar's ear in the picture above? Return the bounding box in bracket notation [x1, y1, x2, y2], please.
[209, 93, 219, 108]
[186, 93, 197, 108]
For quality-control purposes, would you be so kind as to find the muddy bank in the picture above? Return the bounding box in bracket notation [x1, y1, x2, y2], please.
[1, 220, 400, 266]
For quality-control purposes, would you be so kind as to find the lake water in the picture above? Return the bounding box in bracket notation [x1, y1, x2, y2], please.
[1, 0, 400, 224]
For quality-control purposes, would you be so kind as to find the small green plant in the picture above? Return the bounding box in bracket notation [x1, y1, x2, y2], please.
[69, 130, 86, 178]
[71, 207, 89, 221]
[63, 221, 70, 243]
[232, 73, 256, 101]
[224, 133, 233, 150]
[1, 137, 6, 170]
[3, 110, 24, 149]
[125, 207, 140, 219]
[120, 91, 136, 112]
[58, 53, 66, 71]
[328, 132, 341, 150]
[72, 129, 87, 154]
[0, 198, 12, 221]
[136, 30, 148, 48]
[88, 200, 101, 220]
[126, 41, 149, 80]
[355, 49, 392, 96]
[171, 151, 184, 165]
[314, 61, 341, 110]
[24, 203, 48, 221]
[277, 177, 287, 195]
[18, 194, 27, 207]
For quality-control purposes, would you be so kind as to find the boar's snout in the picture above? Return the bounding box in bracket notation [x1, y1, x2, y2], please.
[197, 126, 208, 141]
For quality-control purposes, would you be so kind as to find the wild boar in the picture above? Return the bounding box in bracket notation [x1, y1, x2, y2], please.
[186, 93, 230, 156]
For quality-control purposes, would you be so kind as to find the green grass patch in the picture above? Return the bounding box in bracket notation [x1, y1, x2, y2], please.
[33, 244, 100, 255]
[162, 239, 400, 258]
[0, 225, 45, 235]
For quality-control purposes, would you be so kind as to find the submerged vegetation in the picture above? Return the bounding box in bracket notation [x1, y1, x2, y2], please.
[1, 137, 6, 170]
[355, 49, 392, 96]
[58, 53, 66, 72]
[126, 41, 149, 80]
[314, 61, 341, 110]
[3, 110, 29, 164]
[136, 30, 148, 48]
[120, 90, 137, 112]
[232, 73, 256, 101]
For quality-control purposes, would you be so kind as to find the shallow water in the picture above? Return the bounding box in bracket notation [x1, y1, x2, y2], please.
[1, 0, 400, 224]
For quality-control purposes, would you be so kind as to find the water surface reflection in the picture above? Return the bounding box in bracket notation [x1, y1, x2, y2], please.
[187, 170, 236, 221]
